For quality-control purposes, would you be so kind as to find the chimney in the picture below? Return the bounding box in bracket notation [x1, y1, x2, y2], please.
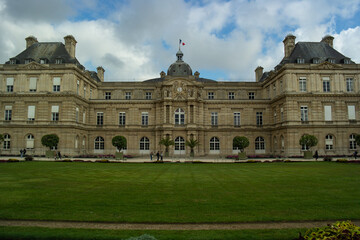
[25, 36, 38, 48]
[283, 34, 296, 58]
[64, 35, 77, 58]
[321, 35, 334, 48]
[255, 66, 263, 82]
[97, 66, 105, 82]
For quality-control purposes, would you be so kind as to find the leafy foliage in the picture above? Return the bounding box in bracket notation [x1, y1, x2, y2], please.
[233, 136, 250, 152]
[41, 134, 59, 150]
[355, 134, 360, 147]
[185, 139, 199, 153]
[159, 136, 174, 153]
[299, 134, 318, 150]
[112, 136, 127, 151]
[299, 221, 360, 240]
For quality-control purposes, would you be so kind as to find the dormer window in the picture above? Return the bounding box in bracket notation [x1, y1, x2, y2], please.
[343, 58, 351, 64]
[24, 58, 33, 64]
[55, 58, 63, 64]
[327, 58, 335, 64]
[312, 58, 320, 64]
[297, 58, 305, 64]
[40, 58, 48, 64]
[9, 58, 17, 64]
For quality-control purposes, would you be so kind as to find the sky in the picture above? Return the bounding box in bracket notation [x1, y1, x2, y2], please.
[0, 0, 360, 82]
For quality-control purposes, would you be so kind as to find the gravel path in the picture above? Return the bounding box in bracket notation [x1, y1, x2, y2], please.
[1, 219, 359, 230]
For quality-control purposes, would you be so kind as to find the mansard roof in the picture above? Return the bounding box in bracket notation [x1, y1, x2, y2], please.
[280, 42, 354, 65]
[143, 77, 216, 83]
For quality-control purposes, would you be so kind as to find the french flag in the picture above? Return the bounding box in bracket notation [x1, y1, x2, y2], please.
[179, 39, 185, 46]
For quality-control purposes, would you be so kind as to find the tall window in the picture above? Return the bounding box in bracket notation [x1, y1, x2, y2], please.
[323, 77, 330, 92]
[248, 92, 255, 99]
[83, 86, 86, 98]
[228, 92, 235, 100]
[210, 137, 220, 150]
[140, 137, 150, 150]
[175, 136, 185, 150]
[174, 108, 185, 125]
[234, 112, 241, 126]
[97, 112, 103, 126]
[94, 136, 104, 150]
[119, 112, 126, 126]
[281, 135, 285, 150]
[324, 106, 332, 121]
[211, 112, 218, 126]
[299, 77, 307, 92]
[51, 106, 59, 121]
[325, 135, 334, 150]
[6, 78, 14, 92]
[255, 136, 265, 150]
[28, 106, 35, 121]
[145, 92, 152, 100]
[348, 105, 356, 120]
[77, 80, 80, 94]
[125, 92, 131, 100]
[105, 92, 111, 100]
[208, 92, 214, 99]
[75, 107, 79, 122]
[346, 78, 353, 92]
[26, 134, 34, 149]
[256, 112, 263, 126]
[280, 107, 284, 122]
[300, 106, 308, 122]
[90, 88, 92, 99]
[3, 134, 10, 149]
[350, 134, 357, 150]
[142, 112, 148, 126]
[29, 77, 37, 92]
[5, 106, 12, 121]
[53, 77, 61, 92]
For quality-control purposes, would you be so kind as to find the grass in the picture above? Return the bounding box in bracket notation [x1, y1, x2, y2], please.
[0, 162, 359, 223]
[0, 226, 306, 240]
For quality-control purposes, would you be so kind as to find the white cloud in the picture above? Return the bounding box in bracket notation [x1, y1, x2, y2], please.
[334, 26, 360, 63]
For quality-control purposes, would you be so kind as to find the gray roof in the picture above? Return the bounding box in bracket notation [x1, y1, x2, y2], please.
[167, 50, 193, 77]
[143, 77, 216, 83]
[280, 42, 354, 65]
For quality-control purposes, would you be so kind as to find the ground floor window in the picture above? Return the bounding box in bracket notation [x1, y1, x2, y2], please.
[94, 136, 104, 150]
[3, 134, 10, 149]
[325, 135, 334, 150]
[175, 136, 185, 150]
[255, 136, 265, 150]
[140, 137, 150, 150]
[349, 134, 356, 150]
[26, 134, 34, 149]
[210, 137, 220, 150]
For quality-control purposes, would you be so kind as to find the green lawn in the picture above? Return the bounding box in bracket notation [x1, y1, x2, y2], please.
[0, 162, 359, 223]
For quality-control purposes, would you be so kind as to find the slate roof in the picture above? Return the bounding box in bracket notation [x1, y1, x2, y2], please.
[142, 77, 216, 83]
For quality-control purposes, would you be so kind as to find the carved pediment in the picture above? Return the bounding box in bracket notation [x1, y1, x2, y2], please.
[20, 62, 48, 70]
[313, 62, 343, 70]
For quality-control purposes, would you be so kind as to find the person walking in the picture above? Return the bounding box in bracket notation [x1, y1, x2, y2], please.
[160, 151, 163, 162]
[23, 148, 26, 156]
[58, 151, 62, 160]
[156, 151, 160, 161]
[20, 149, 23, 158]
[354, 150, 358, 160]
[150, 152, 153, 161]
[314, 150, 319, 161]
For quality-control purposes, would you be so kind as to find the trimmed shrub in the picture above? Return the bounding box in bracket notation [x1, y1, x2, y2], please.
[298, 221, 360, 240]
[323, 156, 333, 162]
[95, 159, 109, 163]
[336, 159, 348, 163]
[7, 159, 19, 162]
[25, 155, 33, 161]
[246, 160, 258, 163]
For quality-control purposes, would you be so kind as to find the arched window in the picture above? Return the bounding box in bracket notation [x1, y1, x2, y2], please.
[3, 134, 10, 149]
[280, 135, 285, 150]
[175, 136, 185, 150]
[325, 135, 334, 150]
[210, 137, 220, 150]
[174, 108, 185, 125]
[82, 136, 86, 149]
[255, 137, 265, 150]
[26, 134, 34, 149]
[140, 137, 150, 150]
[273, 136, 277, 150]
[350, 134, 356, 150]
[94, 136, 104, 150]
[75, 135, 79, 149]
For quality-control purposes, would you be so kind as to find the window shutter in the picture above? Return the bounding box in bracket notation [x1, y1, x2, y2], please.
[53, 77, 60, 85]
[348, 105, 355, 120]
[51, 106, 59, 113]
[29, 77, 37, 90]
[28, 106, 35, 119]
[6, 78, 14, 85]
[324, 106, 332, 121]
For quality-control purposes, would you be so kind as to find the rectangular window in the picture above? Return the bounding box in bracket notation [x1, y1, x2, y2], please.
[142, 112, 148, 126]
[211, 112, 218, 126]
[55, 58, 62, 64]
[323, 77, 330, 92]
[5, 106, 12, 121]
[234, 112, 241, 126]
[29, 77, 37, 92]
[51, 106, 59, 121]
[300, 106, 308, 122]
[53, 77, 61, 92]
[77, 80, 80, 95]
[90, 88, 92, 99]
[256, 112, 263, 126]
[83, 111, 86, 123]
[28, 106, 35, 121]
[346, 78, 353, 92]
[348, 105, 356, 120]
[280, 107, 284, 122]
[105, 92, 111, 100]
[97, 112, 104, 126]
[119, 112, 126, 126]
[228, 92, 235, 100]
[145, 92, 152, 100]
[76, 107, 79, 122]
[208, 92, 214, 99]
[248, 92, 255, 99]
[299, 77, 307, 92]
[125, 92, 131, 100]
[324, 106, 332, 121]
[6, 78, 14, 92]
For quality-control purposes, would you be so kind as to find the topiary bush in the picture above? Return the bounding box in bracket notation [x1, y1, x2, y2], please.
[25, 155, 33, 161]
[298, 221, 360, 240]
[336, 159, 348, 163]
[323, 156, 333, 161]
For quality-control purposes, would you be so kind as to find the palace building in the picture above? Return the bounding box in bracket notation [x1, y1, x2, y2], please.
[0, 34, 359, 157]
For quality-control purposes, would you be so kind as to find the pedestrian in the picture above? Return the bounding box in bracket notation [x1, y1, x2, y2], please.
[150, 152, 153, 161]
[314, 150, 319, 161]
[160, 151, 163, 161]
[20, 149, 23, 158]
[156, 151, 160, 161]
[55, 150, 58, 160]
[354, 150, 358, 160]
[23, 148, 26, 156]
[58, 151, 62, 160]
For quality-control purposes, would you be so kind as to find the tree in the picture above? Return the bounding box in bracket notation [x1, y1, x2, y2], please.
[233, 136, 249, 153]
[299, 134, 318, 150]
[41, 134, 59, 150]
[355, 134, 360, 148]
[159, 136, 174, 155]
[185, 138, 199, 156]
[112, 136, 127, 151]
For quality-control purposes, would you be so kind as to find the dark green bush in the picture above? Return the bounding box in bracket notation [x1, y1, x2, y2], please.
[298, 221, 360, 240]
[323, 156, 333, 162]
[337, 159, 348, 163]
[25, 155, 33, 161]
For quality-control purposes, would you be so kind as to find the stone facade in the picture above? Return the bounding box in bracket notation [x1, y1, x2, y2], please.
[0, 35, 359, 157]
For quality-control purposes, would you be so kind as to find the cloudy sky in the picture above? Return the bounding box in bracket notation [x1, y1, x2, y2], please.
[0, 0, 360, 81]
